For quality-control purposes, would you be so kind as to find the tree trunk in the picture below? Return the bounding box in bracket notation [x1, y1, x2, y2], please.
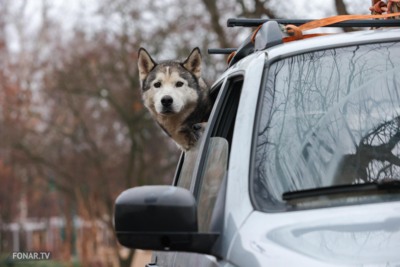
[335, 0, 350, 15]
[334, 0, 355, 32]
[201, 0, 231, 48]
[63, 198, 74, 267]
[119, 249, 135, 267]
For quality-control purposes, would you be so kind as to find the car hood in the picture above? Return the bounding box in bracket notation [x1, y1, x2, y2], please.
[229, 201, 400, 267]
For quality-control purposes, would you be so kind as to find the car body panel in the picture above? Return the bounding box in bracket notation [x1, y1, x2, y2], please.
[229, 201, 400, 266]
[221, 28, 400, 267]
[215, 52, 265, 258]
[147, 28, 400, 267]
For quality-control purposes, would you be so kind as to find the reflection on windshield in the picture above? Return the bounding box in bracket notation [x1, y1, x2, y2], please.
[253, 42, 400, 211]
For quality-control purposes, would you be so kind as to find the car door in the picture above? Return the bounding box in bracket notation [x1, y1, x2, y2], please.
[148, 75, 244, 267]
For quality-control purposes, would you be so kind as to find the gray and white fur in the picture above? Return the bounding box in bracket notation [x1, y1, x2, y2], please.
[137, 47, 211, 151]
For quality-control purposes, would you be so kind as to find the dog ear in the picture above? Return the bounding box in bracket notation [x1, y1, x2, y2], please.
[183, 47, 202, 78]
[138, 48, 157, 83]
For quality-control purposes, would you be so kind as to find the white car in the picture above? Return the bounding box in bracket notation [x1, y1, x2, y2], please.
[114, 18, 400, 267]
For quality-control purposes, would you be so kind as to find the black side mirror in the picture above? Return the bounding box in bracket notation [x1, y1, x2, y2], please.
[114, 185, 219, 253]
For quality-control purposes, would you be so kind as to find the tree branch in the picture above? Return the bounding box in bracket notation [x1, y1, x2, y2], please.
[201, 0, 231, 48]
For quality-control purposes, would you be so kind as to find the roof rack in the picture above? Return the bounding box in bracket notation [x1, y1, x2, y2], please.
[227, 18, 400, 28]
[207, 48, 236, 54]
[211, 20, 284, 67]
[209, 16, 400, 67]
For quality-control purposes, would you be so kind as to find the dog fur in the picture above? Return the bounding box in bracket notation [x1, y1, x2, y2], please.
[137, 47, 211, 151]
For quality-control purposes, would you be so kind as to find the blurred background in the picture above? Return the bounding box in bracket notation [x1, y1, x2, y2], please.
[0, 0, 369, 266]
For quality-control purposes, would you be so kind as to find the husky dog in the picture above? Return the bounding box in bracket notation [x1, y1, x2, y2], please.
[137, 47, 212, 151]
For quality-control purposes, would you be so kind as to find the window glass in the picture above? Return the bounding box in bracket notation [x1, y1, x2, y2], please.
[197, 137, 228, 232]
[253, 42, 400, 211]
[176, 149, 200, 190]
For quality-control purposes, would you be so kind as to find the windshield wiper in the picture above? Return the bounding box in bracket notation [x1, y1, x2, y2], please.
[282, 181, 400, 201]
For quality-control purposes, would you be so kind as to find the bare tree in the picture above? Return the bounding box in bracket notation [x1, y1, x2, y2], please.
[1, 0, 372, 266]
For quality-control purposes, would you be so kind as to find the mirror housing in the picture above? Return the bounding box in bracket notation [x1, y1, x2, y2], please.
[114, 185, 219, 253]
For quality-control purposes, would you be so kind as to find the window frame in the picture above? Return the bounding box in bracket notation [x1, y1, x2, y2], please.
[250, 41, 400, 213]
[172, 73, 244, 197]
[172, 79, 226, 188]
[191, 74, 244, 198]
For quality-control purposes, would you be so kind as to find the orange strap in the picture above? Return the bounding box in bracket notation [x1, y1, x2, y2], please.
[285, 12, 400, 40]
[387, 0, 400, 14]
[370, 0, 400, 14]
[230, 10, 400, 64]
[251, 25, 263, 43]
[370, 1, 388, 13]
[227, 51, 236, 64]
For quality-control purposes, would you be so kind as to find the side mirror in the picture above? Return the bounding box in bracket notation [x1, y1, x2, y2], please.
[114, 185, 219, 253]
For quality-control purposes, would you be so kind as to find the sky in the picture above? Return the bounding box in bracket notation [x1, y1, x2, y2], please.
[5, 0, 371, 54]
[16, 0, 371, 34]
[6, 0, 101, 53]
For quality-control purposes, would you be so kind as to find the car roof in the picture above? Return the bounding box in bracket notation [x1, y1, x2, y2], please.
[211, 27, 400, 87]
[265, 27, 400, 61]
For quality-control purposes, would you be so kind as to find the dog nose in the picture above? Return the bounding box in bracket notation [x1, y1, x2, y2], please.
[161, 95, 173, 107]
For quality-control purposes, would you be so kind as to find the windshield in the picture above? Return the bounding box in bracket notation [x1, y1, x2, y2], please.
[252, 41, 400, 211]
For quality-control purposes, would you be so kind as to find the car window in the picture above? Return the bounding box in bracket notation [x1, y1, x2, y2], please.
[195, 77, 243, 232]
[176, 147, 200, 190]
[174, 84, 222, 190]
[252, 42, 400, 211]
[172, 75, 242, 232]
[197, 137, 228, 232]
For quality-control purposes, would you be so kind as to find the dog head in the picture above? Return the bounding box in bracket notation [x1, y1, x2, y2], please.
[137, 48, 203, 117]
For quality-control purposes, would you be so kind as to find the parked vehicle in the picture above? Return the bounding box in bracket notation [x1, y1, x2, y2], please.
[114, 16, 400, 267]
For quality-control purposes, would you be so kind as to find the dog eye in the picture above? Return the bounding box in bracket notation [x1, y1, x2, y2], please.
[154, 82, 162, 88]
[176, 81, 184, 87]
